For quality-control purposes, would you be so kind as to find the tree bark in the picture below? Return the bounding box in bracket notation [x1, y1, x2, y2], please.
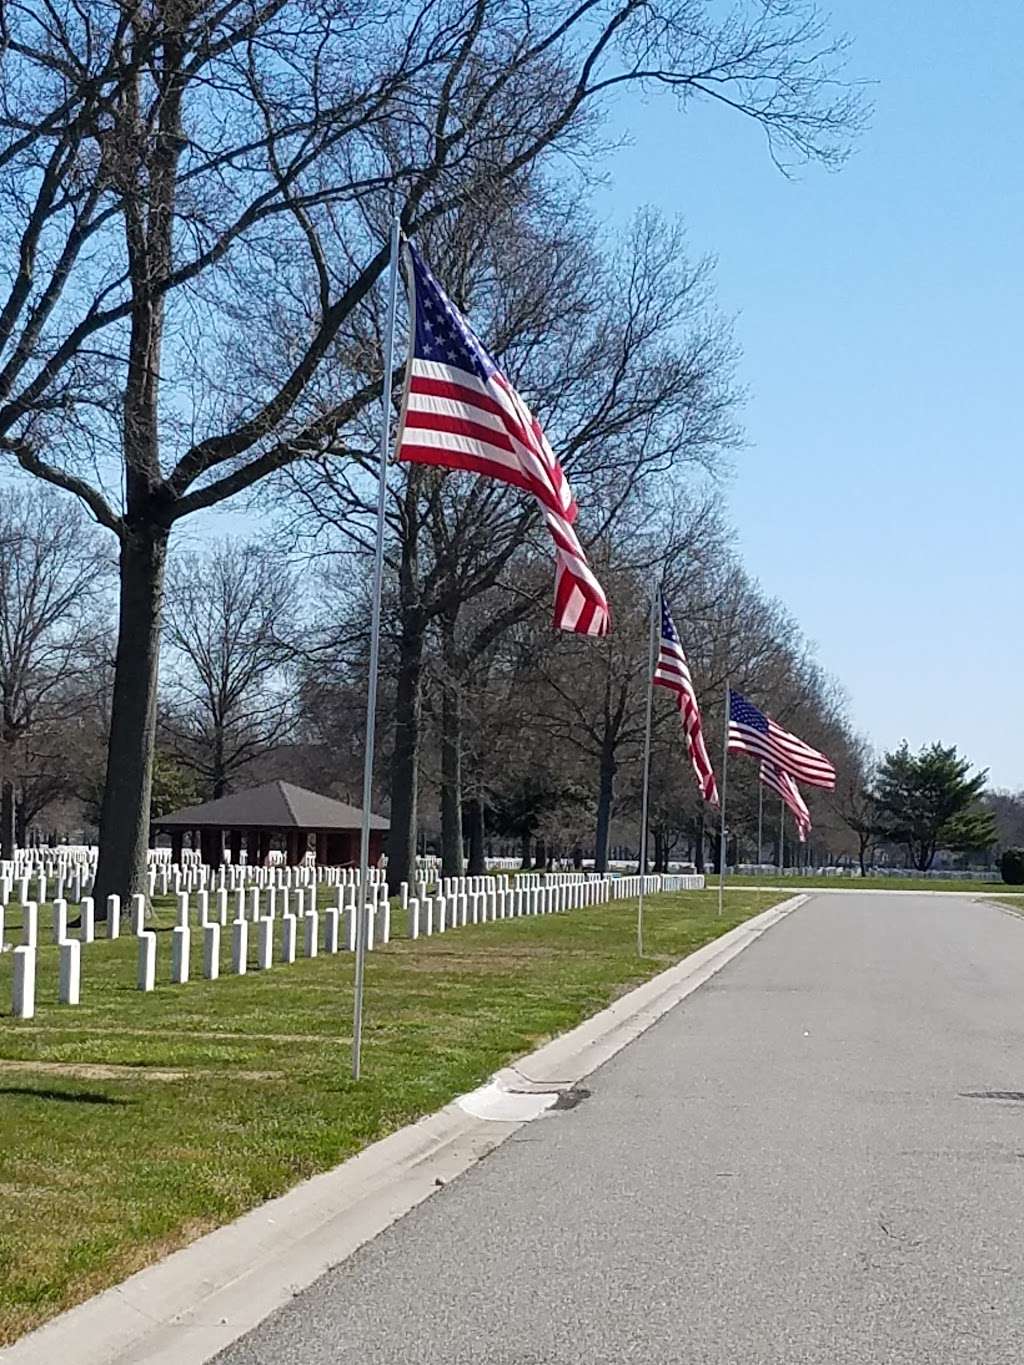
[653, 827, 666, 873]
[386, 603, 424, 894]
[593, 734, 616, 874]
[0, 777, 15, 859]
[692, 813, 705, 874]
[533, 837, 547, 871]
[466, 794, 485, 876]
[94, 524, 169, 905]
[439, 616, 463, 878]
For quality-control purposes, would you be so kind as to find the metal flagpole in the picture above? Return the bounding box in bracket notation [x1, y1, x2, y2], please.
[352, 214, 402, 1081]
[778, 796, 785, 874]
[717, 680, 729, 916]
[636, 584, 659, 956]
[757, 781, 763, 867]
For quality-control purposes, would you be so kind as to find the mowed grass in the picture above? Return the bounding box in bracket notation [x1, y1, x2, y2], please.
[0, 886, 781, 1345]
[725, 873, 1015, 893]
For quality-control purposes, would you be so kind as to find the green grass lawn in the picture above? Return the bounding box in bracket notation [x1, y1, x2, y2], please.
[723, 873, 1016, 893]
[0, 886, 781, 1346]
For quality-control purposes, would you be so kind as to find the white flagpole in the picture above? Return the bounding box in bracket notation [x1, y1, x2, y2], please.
[757, 780, 763, 867]
[778, 795, 785, 874]
[636, 585, 659, 956]
[717, 680, 729, 916]
[352, 214, 402, 1081]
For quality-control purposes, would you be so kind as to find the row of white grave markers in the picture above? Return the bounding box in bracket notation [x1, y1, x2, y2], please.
[402, 873, 703, 937]
[406, 875, 611, 937]
[135, 884, 390, 991]
[6, 881, 393, 1018]
[399, 870, 704, 908]
[0, 860, 387, 912]
[8, 899, 82, 1018]
[6, 871, 703, 1019]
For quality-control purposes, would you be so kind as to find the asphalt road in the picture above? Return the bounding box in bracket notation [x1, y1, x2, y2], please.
[215, 893, 1024, 1364]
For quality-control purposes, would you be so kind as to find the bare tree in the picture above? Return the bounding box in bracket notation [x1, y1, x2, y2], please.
[292, 205, 743, 883]
[0, 0, 862, 899]
[162, 542, 295, 797]
[0, 486, 110, 854]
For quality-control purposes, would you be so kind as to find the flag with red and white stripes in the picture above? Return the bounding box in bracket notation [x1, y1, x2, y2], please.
[395, 242, 610, 635]
[760, 760, 812, 842]
[652, 595, 718, 804]
[728, 690, 836, 790]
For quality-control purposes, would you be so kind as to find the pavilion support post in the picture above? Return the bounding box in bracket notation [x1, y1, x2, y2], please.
[257, 831, 272, 866]
[200, 829, 220, 867]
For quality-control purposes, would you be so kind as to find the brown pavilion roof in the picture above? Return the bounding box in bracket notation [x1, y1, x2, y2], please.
[153, 781, 389, 831]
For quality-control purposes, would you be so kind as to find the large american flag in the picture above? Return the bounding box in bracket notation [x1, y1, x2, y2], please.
[652, 595, 718, 804]
[395, 242, 610, 635]
[760, 760, 811, 842]
[728, 690, 836, 790]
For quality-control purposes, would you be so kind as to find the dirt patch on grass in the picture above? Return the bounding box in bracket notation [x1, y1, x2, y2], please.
[0, 1059, 283, 1082]
[396, 946, 597, 973]
[5, 1025, 345, 1044]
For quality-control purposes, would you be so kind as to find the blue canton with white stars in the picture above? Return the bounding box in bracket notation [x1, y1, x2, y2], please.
[408, 242, 497, 381]
[729, 690, 769, 733]
[661, 595, 680, 641]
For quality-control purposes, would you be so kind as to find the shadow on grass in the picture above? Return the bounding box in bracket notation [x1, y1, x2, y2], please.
[0, 1087, 131, 1106]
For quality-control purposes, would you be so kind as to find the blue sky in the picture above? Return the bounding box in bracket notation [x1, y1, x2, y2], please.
[597, 0, 1024, 788]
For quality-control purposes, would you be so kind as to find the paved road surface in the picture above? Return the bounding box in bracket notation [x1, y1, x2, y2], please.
[215, 893, 1024, 1364]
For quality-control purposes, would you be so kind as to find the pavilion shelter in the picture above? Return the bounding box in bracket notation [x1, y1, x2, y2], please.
[153, 780, 389, 867]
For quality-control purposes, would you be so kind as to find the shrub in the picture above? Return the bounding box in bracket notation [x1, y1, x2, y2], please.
[1000, 849, 1024, 885]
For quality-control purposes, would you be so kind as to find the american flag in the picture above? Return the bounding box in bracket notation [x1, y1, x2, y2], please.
[728, 690, 836, 790]
[395, 242, 610, 636]
[652, 595, 718, 804]
[760, 760, 811, 842]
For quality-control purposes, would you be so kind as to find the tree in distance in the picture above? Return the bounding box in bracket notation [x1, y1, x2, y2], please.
[872, 742, 997, 872]
[999, 849, 1024, 886]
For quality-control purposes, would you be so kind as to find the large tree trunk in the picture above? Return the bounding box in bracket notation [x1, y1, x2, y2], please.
[466, 793, 486, 876]
[94, 524, 169, 906]
[691, 813, 704, 874]
[593, 735, 616, 874]
[386, 603, 424, 894]
[653, 827, 666, 874]
[0, 776, 15, 859]
[439, 617, 463, 878]
[93, 49, 182, 909]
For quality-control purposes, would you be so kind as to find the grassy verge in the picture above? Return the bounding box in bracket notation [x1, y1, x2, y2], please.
[0, 886, 781, 1345]
[990, 897, 1024, 914]
[724, 874, 1014, 893]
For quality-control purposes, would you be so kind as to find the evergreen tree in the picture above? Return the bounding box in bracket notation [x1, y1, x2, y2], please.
[873, 742, 996, 871]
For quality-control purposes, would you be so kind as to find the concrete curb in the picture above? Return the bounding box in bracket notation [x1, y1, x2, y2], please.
[726, 885, 1017, 897]
[0, 892, 807, 1365]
